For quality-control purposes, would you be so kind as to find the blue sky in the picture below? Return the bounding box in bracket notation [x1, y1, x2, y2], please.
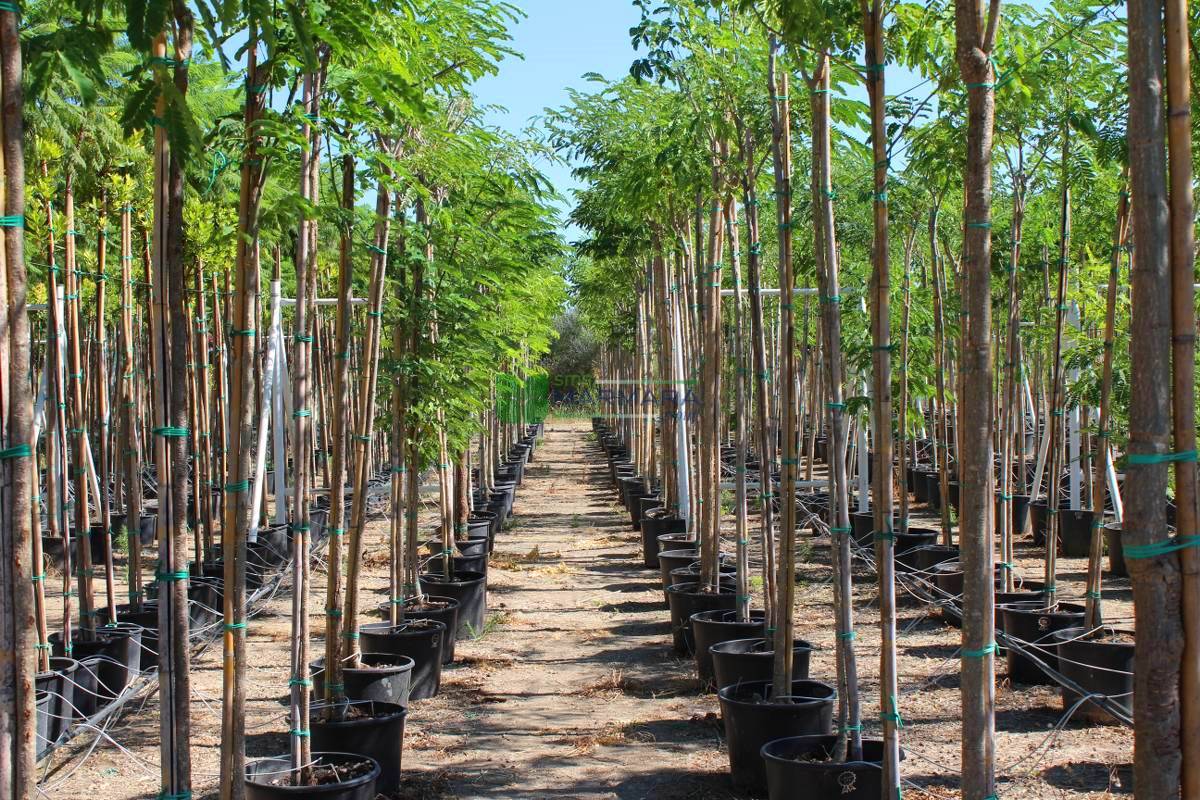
[472, 1, 646, 240]
[469, 0, 1058, 238]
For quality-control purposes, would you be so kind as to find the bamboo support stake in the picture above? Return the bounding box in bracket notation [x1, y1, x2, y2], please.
[221, 25, 265, 798]
[725, 202, 750, 623]
[768, 41, 797, 697]
[343, 177, 392, 659]
[1043, 121, 1072, 606]
[93, 198, 117, 619]
[119, 192, 142, 611]
[289, 65, 321, 771]
[929, 206, 952, 542]
[194, 262, 214, 560]
[741, 152, 776, 625]
[999, 157, 1026, 595]
[1083, 181, 1130, 630]
[1164, 0, 1200, 789]
[63, 174, 96, 637]
[322, 152, 355, 710]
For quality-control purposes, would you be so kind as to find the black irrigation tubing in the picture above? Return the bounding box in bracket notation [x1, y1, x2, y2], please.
[36, 522, 334, 777]
[833, 525, 1135, 728]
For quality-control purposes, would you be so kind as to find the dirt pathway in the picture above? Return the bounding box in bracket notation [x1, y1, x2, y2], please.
[403, 420, 730, 799]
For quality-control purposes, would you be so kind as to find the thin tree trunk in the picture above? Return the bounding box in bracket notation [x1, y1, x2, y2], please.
[861, 3, 899, 784]
[1126, 2, 1184, 793]
[953, 2, 1001, 795]
[0, 3, 36, 787]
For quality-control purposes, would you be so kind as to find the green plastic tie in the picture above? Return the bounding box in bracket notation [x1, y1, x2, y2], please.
[966, 220, 992, 229]
[294, 334, 314, 343]
[1126, 450, 1197, 465]
[880, 695, 904, 729]
[838, 630, 857, 640]
[0, 215, 24, 227]
[231, 329, 256, 337]
[826, 402, 847, 410]
[153, 426, 189, 438]
[225, 480, 249, 493]
[962, 642, 996, 658]
[0, 444, 31, 460]
[224, 621, 247, 631]
[290, 729, 310, 737]
[155, 570, 189, 581]
[1125, 535, 1200, 560]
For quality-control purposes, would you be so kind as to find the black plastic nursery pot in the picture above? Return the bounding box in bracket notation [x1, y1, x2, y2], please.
[426, 552, 488, 577]
[245, 753, 380, 799]
[718, 679, 837, 795]
[658, 548, 701, 603]
[611, 462, 635, 489]
[669, 564, 736, 588]
[97, 603, 160, 671]
[256, 522, 291, 566]
[35, 688, 53, 759]
[359, 620, 445, 700]
[402, 596, 461, 664]
[45, 656, 80, 739]
[996, 493, 1032, 537]
[1103, 522, 1127, 577]
[62, 656, 102, 720]
[310, 654, 414, 707]
[1058, 508, 1097, 558]
[49, 625, 143, 703]
[666, 582, 736, 655]
[619, 475, 647, 511]
[466, 516, 491, 540]
[454, 536, 490, 558]
[640, 512, 688, 569]
[311, 700, 406, 793]
[690, 610, 765, 690]
[921, 471, 942, 510]
[762, 735, 897, 800]
[633, 493, 662, 532]
[1001, 602, 1085, 684]
[849, 511, 874, 546]
[36, 667, 66, 755]
[419, 570, 486, 640]
[912, 469, 933, 504]
[710, 638, 813, 692]
[902, 544, 958, 575]
[893, 528, 940, 571]
[1052, 627, 1135, 722]
[470, 509, 500, 542]
[656, 531, 696, 551]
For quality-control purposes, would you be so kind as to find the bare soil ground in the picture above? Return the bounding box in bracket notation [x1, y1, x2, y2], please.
[41, 419, 1133, 799]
